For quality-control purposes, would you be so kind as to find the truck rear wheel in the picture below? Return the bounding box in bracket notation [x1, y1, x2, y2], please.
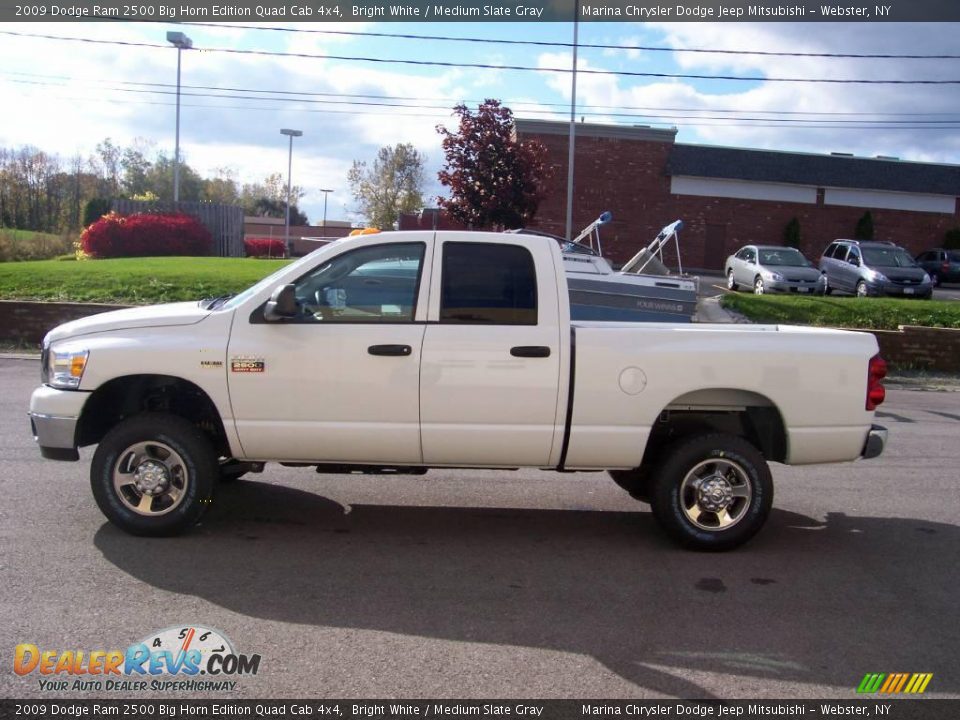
[91, 413, 217, 536]
[649, 433, 773, 551]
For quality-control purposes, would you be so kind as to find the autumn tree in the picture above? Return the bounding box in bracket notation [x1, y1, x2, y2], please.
[436, 99, 548, 230]
[348, 143, 425, 229]
[240, 172, 307, 224]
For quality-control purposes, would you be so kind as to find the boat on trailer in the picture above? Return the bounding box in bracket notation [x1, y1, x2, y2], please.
[514, 213, 699, 323]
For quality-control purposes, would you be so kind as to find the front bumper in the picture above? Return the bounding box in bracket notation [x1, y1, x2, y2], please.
[29, 385, 88, 461]
[870, 281, 932, 297]
[766, 279, 825, 294]
[861, 424, 887, 460]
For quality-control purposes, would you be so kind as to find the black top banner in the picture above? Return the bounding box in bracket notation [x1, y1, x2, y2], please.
[3, 0, 960, 22]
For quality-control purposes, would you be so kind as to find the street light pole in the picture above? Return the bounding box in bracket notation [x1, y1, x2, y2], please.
[564, 2, 579, 241]
[166, 32, 192, 204]
[280, 128, 303, 257]
[319, 188, 333, 236]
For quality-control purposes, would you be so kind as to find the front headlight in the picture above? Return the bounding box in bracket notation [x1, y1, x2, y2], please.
[47, 349, 89, 389]
[922, 273, 932, 284]
[867, 270, 888, 283]
[767, 271, 784, 281]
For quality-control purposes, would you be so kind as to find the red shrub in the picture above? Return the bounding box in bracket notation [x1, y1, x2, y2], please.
[81, 212, 213, 258]
[244, 237, 287, 258]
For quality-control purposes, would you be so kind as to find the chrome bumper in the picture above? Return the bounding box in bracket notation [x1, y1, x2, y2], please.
[861, 424, 887, 460]
[29, 412, 79, 461]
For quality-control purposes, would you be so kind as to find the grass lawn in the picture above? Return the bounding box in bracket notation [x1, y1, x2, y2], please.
[0, 227, 63, 243]
[721, 292, 960, 330]
[0, 257, 290, 305]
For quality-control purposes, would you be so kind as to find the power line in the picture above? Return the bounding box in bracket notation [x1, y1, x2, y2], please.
[9, 78, 960, 130]
[171, 21, 960, 60]
[8, 68, 960, 118]
[3, 30, 960, 85]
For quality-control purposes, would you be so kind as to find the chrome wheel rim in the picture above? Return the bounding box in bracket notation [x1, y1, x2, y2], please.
[727, 272, 735, 289]
[113, 441, 189, 516]
[857, 282, 867, 297]
[679, 459, 753, 531]
[754, 278, 764, 294]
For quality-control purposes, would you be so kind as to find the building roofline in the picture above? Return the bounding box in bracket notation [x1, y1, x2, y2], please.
[515, 118, 678, 143]
[674, 141, 960, 171]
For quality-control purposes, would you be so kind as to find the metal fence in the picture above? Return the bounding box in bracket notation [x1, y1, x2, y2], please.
[111, 199, 244, 257]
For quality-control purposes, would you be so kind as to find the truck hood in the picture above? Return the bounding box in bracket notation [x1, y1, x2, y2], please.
[45, 302, 212, 344]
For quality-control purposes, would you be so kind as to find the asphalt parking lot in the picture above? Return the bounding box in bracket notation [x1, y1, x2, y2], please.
[1, 357, 958, 700]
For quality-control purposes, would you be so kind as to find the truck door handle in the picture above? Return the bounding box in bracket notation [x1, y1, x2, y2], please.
[510, 346, 551, 358]
[368, 344, 412, 357]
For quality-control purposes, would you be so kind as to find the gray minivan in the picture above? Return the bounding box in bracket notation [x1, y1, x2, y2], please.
[819, 240, 933, 298]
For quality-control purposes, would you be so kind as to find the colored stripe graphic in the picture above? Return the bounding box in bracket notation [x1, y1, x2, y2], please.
[857, 673, 886, 693]
[858, 672, 932, 694]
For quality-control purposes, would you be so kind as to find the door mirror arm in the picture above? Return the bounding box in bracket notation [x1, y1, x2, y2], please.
[264, 284, 299, 321]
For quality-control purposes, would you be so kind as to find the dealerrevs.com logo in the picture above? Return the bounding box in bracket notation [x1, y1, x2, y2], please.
[14, 625, 261, 693]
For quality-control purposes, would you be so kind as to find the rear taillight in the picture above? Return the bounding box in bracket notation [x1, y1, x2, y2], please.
[866, 354, 887, 411]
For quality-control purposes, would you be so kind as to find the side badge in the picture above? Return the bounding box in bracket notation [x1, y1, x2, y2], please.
[231, 358, 265, 373]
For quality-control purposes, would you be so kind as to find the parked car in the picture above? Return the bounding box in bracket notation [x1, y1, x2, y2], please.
[819, 239, 933, 298]
[914, 248, 960, 286]
[725, 245, 826, 295]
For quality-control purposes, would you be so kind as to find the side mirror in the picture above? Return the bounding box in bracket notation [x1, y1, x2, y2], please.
[264, 284, 298, 321]
[847, 256, 860, 267]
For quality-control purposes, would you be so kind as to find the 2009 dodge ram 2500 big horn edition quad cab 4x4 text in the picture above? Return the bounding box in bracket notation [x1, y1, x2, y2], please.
[29, 230, 888, 550]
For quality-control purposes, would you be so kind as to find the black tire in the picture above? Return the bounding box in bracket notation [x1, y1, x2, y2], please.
[726, 270, 738, 292]
[608, 469, 651, 503]
[649, 433, 773, 551]
[91, 413, 217, 536]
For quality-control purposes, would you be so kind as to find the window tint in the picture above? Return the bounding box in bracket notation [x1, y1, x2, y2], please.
[824, 243, 839, 259]
[291, 242, 424, 323]
[440, 243, 538, 325]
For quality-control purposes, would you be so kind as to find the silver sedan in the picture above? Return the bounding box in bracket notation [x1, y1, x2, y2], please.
[725, 245, 826, 295]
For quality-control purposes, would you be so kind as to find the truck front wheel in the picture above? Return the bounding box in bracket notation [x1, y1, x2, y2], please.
[649, 433, 773, 551]
[91, 413, 217, 536]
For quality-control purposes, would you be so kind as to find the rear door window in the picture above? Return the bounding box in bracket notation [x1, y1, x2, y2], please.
[440, 243, 538, 325]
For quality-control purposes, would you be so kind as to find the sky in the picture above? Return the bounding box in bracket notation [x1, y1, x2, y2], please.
[1, 20, 959, 224]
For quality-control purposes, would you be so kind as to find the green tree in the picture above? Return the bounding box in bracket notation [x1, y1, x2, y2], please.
[143, 153, 204, 202]
[854, 211, 874, 240]
[783, 217, 801, 249]
[348, 143, 425, 229]
[944, 227, 960, 250]
[436, 99, 548, 229]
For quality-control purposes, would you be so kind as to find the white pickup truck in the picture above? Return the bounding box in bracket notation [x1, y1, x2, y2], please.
[29, 230, 888, 550]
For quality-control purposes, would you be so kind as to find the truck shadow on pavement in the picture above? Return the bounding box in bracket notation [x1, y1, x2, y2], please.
[94, 480, 958, 698]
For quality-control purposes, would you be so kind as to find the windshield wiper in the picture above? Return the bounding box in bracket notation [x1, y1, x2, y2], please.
[199, 295, 234, 310]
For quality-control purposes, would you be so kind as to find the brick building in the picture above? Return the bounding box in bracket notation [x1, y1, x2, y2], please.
[515, 119, 960, 271]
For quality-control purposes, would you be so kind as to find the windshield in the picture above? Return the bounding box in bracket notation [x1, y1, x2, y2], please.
[950, 252, 960, 263]
[220, 254, 314, 311]
[861, 247, 918, 268]
[758, 248, 811, 267]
